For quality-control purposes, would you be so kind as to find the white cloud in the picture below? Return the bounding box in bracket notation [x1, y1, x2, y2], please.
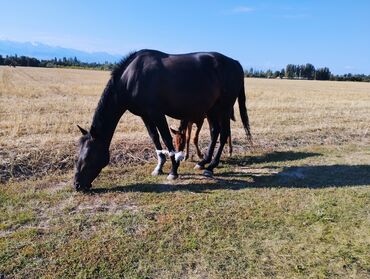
[231, 6, 255, 14]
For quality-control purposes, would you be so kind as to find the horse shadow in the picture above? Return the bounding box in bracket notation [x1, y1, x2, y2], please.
[92, 151, 370, 194]
[223, 151, 322, 166]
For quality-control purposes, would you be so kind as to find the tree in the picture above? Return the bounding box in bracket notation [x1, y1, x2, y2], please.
[19, 56, 27, 66]
[273, 70, 281, 78]
[280, 68, 285, 78]
[302, 63, 315, 79]
[286, 64, 295, 78]
[316, 67, 331, 80]
[73, 56, 78, 65]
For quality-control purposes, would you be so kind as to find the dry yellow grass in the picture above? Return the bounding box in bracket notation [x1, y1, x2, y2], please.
[0, 67, 370, 181]
[1, 66, 369, 181]
[2, 66, 369, 143]
[247, 78, 370, 148]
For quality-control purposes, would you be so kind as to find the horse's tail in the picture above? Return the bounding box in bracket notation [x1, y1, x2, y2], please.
[238, 82, 253, 145]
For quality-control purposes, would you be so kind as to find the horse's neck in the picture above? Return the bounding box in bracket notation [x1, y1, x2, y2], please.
[91, 81, 126, 146]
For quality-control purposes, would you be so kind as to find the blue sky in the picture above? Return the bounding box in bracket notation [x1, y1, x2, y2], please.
[1, 0, 369, 74]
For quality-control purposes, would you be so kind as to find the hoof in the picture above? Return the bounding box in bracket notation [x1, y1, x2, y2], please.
[74, 183, 92, 192]
[203, 170, 213, 177]
[167, 173, 178, 180]
[151, 169, 164, 176]
[194, 164, 204, 170]
[75, 187, 91, 193]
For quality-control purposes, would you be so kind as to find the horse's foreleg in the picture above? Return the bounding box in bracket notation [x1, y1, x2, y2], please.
[203, 117, 230, 176]
[142, 117, 166, 176]
[194, 119, 204, 159]
[152, 114, 181, 180]
[195, 116, 219, 169]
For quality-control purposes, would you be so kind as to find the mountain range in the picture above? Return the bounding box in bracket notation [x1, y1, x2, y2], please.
[0, 40, 122, 63]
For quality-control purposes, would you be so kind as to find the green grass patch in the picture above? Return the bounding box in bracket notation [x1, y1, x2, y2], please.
[1, 145, 369, 278]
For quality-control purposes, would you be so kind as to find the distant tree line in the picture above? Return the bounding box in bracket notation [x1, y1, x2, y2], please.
[245, 63, 370, 82]
[1, 54, 369, 82]
[0, 54, 115, 70]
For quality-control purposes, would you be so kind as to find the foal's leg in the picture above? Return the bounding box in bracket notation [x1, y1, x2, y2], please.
[228, 135, 233, 157]
[152, 114, 181, 180]
[185, 122, 192, 160]
[194, 119, 204, 159]
[204, 116, 231, 176]
[195, 116, 220, 169]
[142, 117, 166, 175]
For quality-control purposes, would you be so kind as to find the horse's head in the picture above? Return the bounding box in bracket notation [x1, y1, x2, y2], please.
[170, 127, 186, 152]
[74, 125, 109, 191]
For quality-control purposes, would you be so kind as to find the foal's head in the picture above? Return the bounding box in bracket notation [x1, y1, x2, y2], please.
[74, 125, 109, 191]
[170, 127, 186, 152]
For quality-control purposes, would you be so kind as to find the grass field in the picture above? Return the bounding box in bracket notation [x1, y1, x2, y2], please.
[1, 66, 370, 278]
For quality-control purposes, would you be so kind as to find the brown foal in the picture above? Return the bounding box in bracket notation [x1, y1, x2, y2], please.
[171, 119, 232, 161]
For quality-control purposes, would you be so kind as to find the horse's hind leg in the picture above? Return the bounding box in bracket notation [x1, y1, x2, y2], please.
[204, 116, 230, 176]
[195, 115, 220, 170]
[151, 113, 181, 180]
[142, 117, 166, 175]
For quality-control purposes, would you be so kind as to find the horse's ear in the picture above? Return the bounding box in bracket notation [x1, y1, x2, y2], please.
[170, 127, 179, 135]
[77, 125, 88, 135]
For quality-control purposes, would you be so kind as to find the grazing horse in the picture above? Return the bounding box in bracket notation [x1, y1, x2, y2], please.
[74, 49, 251, 191]
[170, 116, 234, 161]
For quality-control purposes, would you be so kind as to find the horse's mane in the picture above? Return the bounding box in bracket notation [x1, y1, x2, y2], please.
[111, 51, 138, 83]
[88, 51, 139, 136]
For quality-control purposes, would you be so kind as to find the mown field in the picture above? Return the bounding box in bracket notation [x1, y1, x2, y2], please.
[1, 66, 369, 278]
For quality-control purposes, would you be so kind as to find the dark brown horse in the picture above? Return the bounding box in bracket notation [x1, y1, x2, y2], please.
[74, 49, 251, 191]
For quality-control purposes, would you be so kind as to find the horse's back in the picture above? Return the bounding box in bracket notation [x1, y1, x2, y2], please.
[132, 49, 243, 84]
[123, 50, 243, 120]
